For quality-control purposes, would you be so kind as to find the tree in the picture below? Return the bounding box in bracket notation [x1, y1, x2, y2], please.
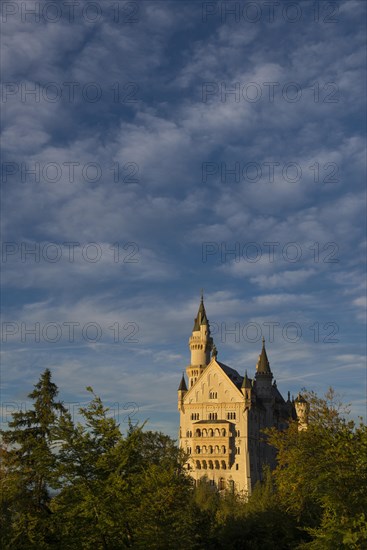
[266, 388, 367, 549]
[212, 467, 303, 549]
[52, 388, 207, 549]
[0, 369, 66, 548]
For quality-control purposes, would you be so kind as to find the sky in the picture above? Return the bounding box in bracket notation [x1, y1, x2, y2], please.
[1, 0, 366, 438]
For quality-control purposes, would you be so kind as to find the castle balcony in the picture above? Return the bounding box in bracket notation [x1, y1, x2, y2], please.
[192, 419, 233, 440]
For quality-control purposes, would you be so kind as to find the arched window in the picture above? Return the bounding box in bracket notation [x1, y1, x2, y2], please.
[208, 428, 213, 437]
[215, 460, 220, 469]
[221, 460, 226, 470]
[196, 460, 201, 469]
[195, 429, 201, 437]
[215, 445, 219, 454]
[196, 446, 200, 454]
[208, 460, 214, 470]
[221, 428, 226, 437]
[208, 445, 213, 454]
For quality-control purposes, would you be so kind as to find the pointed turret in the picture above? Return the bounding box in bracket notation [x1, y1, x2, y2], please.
[193, 293, 209, 331]
[187, 294, 213, 387]
[241, 370, 252, 405]
[241, 370, 252, 389]
[178, 372, 187, 412]
[256, 337, 272, 375]
[178, 373, 187, 391]
[255, 338, 273, 398]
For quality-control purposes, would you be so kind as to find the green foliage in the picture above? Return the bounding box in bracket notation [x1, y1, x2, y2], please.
[52, 389, 207, 549]
[0, 369, 66, 548]
[212, 468, 304, 549]
[266, 388, 367, 548]
[2, 375, 366, 550]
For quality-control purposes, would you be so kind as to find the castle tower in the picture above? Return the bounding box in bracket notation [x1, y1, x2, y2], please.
[186, 294, 213, 388]
[254, 337, 273, 398]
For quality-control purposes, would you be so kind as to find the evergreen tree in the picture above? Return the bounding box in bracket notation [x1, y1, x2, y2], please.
[0, 369, 66, 548]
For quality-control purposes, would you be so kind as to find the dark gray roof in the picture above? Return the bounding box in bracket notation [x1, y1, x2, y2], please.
[256, 338, 272, 376]
[193, 297, 209, 331]
[217, 361, 243, 388]
[178, 374, 187, 391]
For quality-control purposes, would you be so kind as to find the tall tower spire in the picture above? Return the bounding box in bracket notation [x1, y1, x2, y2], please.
[192, 292, 209, 331]
[186, 294, 213, 388]
[256, 337, 272, 376]
[255, 337, 273, 398]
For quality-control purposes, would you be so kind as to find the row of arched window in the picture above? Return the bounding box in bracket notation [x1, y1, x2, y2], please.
[195, 460, 227, 470]
[208, 413, 218, 420]
[194, 428, 226, 437]
[209, 391, 218, 399]
[191, 413, 199, 420]
[187, 428, 239, 438]
[195, 445, 227, 454]
[227, 412, 236, 420]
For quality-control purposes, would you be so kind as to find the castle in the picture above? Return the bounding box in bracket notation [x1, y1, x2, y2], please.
[177, 295, 307, 495]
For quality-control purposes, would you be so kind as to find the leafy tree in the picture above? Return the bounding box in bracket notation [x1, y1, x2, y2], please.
[212, 468, 303, 549]
[0, 369, 66, 548]
[266, 388, 367, 549]
[52, 388, 208, 549]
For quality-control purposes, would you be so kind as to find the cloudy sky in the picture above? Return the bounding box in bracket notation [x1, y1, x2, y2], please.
[1, 0, 366, 437]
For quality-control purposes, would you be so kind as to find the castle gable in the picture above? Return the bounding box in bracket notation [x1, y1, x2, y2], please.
[184, 359, 244, 405]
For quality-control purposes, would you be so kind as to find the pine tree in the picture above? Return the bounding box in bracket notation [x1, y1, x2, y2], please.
[0, 369, 66, 548]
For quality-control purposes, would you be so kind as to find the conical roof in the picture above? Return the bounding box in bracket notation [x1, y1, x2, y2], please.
[241, 370, 252, 389]
[193, 294, 209, 331]
[256, 337, 272, 375]
[178, 373, 187, 391]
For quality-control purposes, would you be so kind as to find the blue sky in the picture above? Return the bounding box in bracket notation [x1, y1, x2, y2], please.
[1, 0, 366, 438]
